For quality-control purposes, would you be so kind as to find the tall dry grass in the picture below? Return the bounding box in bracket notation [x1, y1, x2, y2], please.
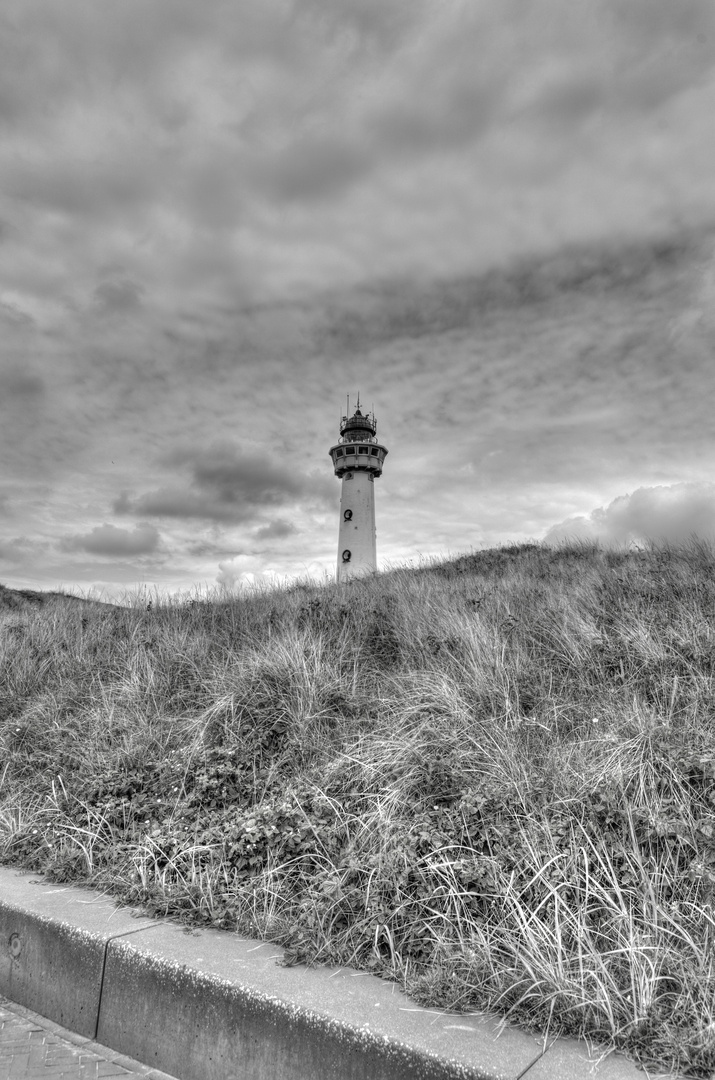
[2, 541, 715, 1075]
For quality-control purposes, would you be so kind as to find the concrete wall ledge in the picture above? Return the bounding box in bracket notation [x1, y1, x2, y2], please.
[0, 866, 676, 1080]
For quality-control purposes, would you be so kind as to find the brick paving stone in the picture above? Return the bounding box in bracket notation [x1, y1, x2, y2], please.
[0, 999, 178, 1080]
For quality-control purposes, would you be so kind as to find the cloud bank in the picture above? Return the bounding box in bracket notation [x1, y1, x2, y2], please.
[61, 524, 161, 557]
[2, 2, 715, 592]
[2, 0, 714, 313]
[115, 442, 330, 525]
[544, 484, 715, 547]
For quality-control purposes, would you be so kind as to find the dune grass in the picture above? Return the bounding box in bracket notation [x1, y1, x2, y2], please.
[3, 541, 715, 1075]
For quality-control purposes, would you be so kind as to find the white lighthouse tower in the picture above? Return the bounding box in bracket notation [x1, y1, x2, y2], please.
[329, 400, 388, 583]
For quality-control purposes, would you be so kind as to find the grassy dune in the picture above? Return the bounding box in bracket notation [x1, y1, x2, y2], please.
[2, 543, 715, 1075]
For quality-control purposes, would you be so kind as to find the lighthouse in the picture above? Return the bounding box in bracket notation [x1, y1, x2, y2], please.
[329, 401, 388, 583]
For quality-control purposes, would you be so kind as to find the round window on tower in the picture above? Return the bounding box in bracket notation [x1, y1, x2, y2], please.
[344, 509, 353, 521]
[342, 549, 352, 562]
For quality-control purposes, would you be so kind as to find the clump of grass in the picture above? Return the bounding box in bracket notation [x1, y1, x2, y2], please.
[3, 540, 715, 1075]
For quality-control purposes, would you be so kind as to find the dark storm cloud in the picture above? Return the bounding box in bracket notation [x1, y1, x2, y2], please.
[116, 489, 245, 524]
[0, 369, 44, 398]
[1, 0, 422, 217]
[61, 524, 161, 557]
[4, 1, 708, 221]
[320, 233, 692, 350]
[3, 157, 156, 221]
[254, 519, 298, 540]
[115, 443, 328, 525]
[246, 0, 715, 207]
[186, 540, 247, 558]
[93, 278, 144, 314]
[255, 139, 370, 203]
[187, 445, 306, 501]
[1, 0, 713, 314]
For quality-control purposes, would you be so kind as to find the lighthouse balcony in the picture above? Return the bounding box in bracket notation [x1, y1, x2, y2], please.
[330, 441, 387, 477]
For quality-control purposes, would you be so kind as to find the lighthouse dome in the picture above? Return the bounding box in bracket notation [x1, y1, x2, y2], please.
[340, 408, 376, 442]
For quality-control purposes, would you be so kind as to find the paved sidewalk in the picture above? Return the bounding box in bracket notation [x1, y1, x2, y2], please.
[0, 997, 178, 1080]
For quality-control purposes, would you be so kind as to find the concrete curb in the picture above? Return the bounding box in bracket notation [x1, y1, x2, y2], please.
[0, 867, 678, 1080]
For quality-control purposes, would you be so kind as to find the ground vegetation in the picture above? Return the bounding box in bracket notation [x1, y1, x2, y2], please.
[2, 542, 715, 1075]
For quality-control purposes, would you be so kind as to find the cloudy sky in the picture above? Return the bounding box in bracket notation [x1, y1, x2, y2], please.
[2, 0, 715, 597]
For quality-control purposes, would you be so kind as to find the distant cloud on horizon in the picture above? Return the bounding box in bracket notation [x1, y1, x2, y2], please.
[544, 483, 715, 548]
[215, 556, 281, 591]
